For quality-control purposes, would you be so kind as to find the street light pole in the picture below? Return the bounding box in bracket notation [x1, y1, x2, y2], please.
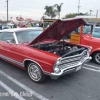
[96, 9, 98, 18]
[77, 0, 81, 14]
[96, 9, 98, 24]
[7, 0, 8, 22]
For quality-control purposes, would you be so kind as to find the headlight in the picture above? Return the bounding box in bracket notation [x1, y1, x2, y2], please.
[54, 59, 61, 73]
[54, 67, 60, 73]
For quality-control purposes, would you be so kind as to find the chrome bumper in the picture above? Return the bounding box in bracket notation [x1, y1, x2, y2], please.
[50, 56, 92, 79]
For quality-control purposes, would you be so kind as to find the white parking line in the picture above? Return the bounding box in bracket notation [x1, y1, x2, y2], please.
[0, 80, 26, 100]
[0, 70, 49, 100]
[83, 63, 100, 72]
[84, 64, 100, 69]
[83, 67, 100, 72]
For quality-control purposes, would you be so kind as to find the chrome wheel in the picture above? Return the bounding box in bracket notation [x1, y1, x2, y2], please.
[27, 62, 46, 83]
[28, 63, 41, 82]
[93, 52, 100, 64]
[95, 53, 100, 64]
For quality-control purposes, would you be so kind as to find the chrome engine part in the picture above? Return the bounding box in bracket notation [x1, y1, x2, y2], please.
[33, 41, 86, 57]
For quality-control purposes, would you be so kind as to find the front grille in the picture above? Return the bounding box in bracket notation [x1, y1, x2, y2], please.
[60, 56, 81, 63]
[58, 50, 88, 69]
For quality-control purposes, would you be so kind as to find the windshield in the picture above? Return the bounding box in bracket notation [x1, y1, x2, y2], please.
[44, 22, 54, 30]
[16, 30, 42, 44]
[83, 25, 91, 33]
[70, 25, 91, 35]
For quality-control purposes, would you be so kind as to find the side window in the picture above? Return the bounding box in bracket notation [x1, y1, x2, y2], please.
[92, 28, 100, 38]
[92, 32, 100, 38]
[0, 32, 16, 43]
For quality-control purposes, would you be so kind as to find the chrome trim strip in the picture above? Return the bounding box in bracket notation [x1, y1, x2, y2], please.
[60, 50, 87, 61]
[55, 50, 88, 67]
[0, 54, 47, 72]
[23, 59, 45, 72]
[0, 54, 24, 67]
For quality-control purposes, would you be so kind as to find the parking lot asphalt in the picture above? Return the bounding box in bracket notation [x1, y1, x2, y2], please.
[0, 59, 100, 100]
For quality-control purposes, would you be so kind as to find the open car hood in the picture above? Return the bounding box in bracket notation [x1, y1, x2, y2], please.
[29, 18, 86, 45]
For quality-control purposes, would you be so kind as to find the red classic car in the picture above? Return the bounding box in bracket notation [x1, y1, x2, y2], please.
[70, 24, 100, 64]
[81, 26, 100, 64]
[0, 18, 91, 83]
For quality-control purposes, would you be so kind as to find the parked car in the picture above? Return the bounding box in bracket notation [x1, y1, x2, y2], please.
[81, 26, 100, 64]
[2, 24, 9, 29]
[92, 27, 100, 38]
[0, 18, 91, 83]
[0, 24, 2, 30]
[70, 24, 100, 64]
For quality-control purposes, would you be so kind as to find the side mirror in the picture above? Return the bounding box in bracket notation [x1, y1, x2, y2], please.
[7, 40, 12, 44]
[7, 39, 16, 44]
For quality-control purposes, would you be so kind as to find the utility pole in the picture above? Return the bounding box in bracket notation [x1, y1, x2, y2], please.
[77, 0, 81, 14]
[96, 9, 98, 18]
[96, 9, 98, 24]
[89, 10, 93, 15]
[7, 0, 8, 22]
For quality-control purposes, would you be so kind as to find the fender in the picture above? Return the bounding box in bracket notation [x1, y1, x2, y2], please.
[91, 48, 100, 55]
[23, 59, 44, 71]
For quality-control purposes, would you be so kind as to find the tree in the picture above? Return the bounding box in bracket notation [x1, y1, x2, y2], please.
[63, 13, 88, 19]
[54, 3, 63, 19]
[44, 5, 57, 19]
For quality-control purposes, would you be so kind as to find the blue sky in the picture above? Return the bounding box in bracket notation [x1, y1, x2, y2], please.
[0, 0, 99, 20]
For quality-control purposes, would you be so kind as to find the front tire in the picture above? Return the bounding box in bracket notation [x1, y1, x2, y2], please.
[27, 62, 46, 83]
[93, 52, 100, 64]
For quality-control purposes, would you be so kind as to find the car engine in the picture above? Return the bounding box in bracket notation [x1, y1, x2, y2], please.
[32, 41, 86, 57]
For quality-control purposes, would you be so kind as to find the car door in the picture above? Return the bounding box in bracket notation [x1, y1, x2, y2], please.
[90, 32, 100, 49]
[0, 32, 18, 62]
[0, 32, 25, 67]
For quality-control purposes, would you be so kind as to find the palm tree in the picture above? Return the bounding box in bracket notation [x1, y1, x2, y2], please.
[54, 3, 63, 19]
[44, 5, 57, 19]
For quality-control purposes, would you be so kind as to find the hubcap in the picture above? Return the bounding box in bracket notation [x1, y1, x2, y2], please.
[28, 64, 41, 81]
[95, 53, 100, 64]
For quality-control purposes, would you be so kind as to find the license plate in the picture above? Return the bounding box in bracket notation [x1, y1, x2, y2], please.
[76, 66, 82, 71]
